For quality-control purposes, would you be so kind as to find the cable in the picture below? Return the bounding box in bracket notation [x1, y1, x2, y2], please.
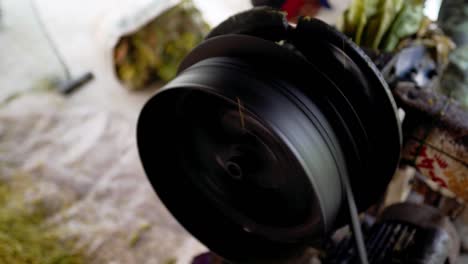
[29, 0, 72, 81]
[342, 171, 370, 264]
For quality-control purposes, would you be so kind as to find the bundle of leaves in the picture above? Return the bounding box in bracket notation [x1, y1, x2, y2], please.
[114, 0, 210, 90]
[338, 0, 425, 52]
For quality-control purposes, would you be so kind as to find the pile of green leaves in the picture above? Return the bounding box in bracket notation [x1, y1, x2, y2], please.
[339, 0, 424, 52]
[0, 179, 84, 264]
[114, 0, 210, 90]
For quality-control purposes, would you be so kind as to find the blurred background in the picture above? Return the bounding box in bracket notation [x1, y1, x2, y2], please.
[0, 0, 467, 263]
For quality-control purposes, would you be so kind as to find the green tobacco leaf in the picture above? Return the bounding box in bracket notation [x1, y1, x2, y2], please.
[341, 0, 365, 41]
[362, 0, 404, 49]
[381, 0, 424, 52]
[355, 0, 381, 45]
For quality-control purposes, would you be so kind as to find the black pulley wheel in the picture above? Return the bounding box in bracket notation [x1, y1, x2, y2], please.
[137, 11, 401, 263]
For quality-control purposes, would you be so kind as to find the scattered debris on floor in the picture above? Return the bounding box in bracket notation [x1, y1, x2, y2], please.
[0, 92, 205, 263]
[0, 174, 85, 264]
